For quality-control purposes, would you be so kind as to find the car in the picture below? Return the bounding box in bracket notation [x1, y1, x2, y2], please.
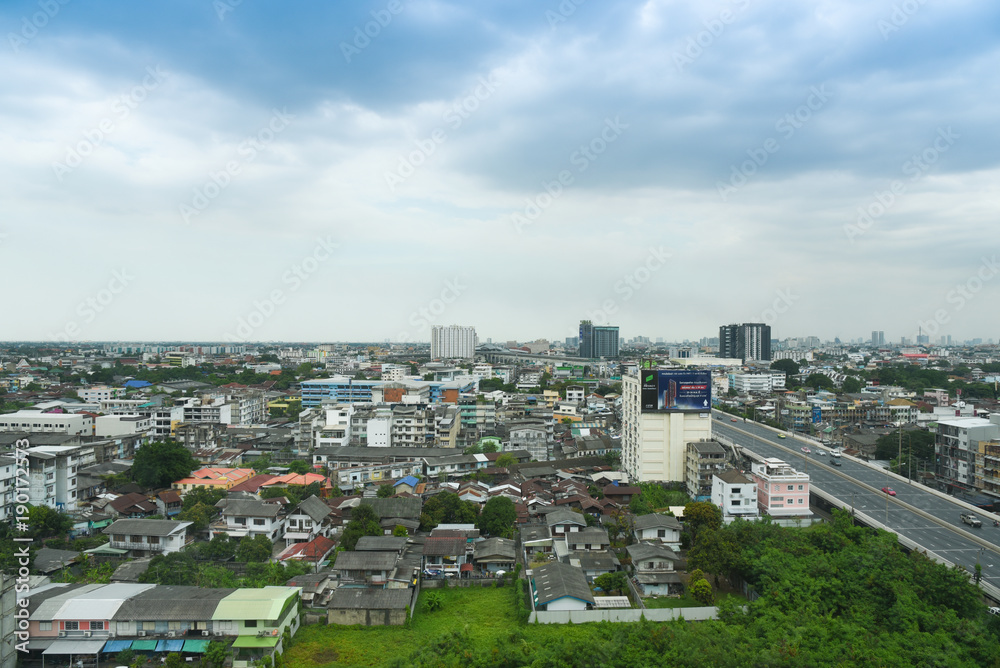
[731, 418, 738, 422]
[989, 607, 1000, 616]
[961, 512, 982, 528]
[801, 447, 811, 454]
[881, 487, 896, 496]
[830, 458, 842, 466]
[778, 434, 787, 439]
[423, 569, 441, 577]
[831, 450, 842, 458]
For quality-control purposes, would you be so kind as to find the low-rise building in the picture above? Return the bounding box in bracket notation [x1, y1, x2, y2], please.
[711, 470, 760, 523]
[750, 458, 812, 519]
[103, 519, 193, 557]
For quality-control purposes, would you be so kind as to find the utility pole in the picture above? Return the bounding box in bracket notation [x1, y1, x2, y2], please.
[898, 426, 903, 478]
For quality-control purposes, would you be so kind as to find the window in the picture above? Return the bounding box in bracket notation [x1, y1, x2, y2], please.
[787, 485, 794, 491]
[772, 497, 784, 502]
[39, 622, 52, 631]
[90, 621, 105, 630]
[253, 519, 265, 526]
[236, 517, 247, 525]
[798, 498, 804, 504]
[657, 529, 665, 538]
[245, 620, 257, 628]
[148, 536, 160, 544]
[730, 500, 741, 506]
[798, 485, 804, 491]
[113, 534, 125, 542]
[131, 535, 144, 543]
[64, 622, 79, 630]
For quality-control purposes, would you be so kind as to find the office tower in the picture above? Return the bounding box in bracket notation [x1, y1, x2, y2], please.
[871, 330, 885, 346]
[430, 325, 477, 359]
[719, 323, 771, 362]
[579, 320, 619, 358]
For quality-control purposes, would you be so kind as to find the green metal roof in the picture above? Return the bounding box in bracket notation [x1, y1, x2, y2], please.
[232, 636, 279, 648]
[131, 640, 158, 651]
[212, 587, 299, 621]
[84, 544, 128, 555]
[182, 640, 210, 653]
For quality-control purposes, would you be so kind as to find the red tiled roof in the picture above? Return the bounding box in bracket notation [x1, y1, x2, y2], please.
[229, 474, 277, 494]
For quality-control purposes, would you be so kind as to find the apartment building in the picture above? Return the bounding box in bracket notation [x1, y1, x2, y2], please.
[104, 519, 193, 557]
[750, 458, 812, 519]
[0, 411, 93, 436]
[0, 456, 14, 523]
[711, 469, 760, 523]
[728, 372, 786, 394]
[936, 416, 1000, 491]
[24, 444, 85, 510]
[78, 386, 126, 403]
[685, 440, 727, 500]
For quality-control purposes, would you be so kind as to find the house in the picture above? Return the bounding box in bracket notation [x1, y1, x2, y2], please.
[108, 492, 158, 518]
[392, 475, 420, 494]
[422, 536, 468, 576]
[275, 535, 336, 564]
[602, 483, 640, 505]
[530, 561, 595, 611]
[327, 588, 411, 626]
[213, 498, 285, 541]
[355, 535, 408, 555]
[172, 467, 255, 493]
[284, 573, 334, 607]
[711, 469, 760, 523]
[32, 548, 80, 574]
[103, 519, 193, 557]
[155, 490, 183, 518]
[567, 550, 620, 582]
[472, 537, 516, 574]
[632, 513, 682, 551]
[626, 542, 682, 596]
[332, 550, 400, 586]
[283, 495, 333, 546]
[564, 527, 610, 552]
[545, 508, 587, 537]
[211, 587, 302, 668]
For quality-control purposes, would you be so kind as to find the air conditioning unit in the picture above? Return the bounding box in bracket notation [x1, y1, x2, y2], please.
[167, 632, 176, 638]
[137, 631, 146, 637]
[58, 631, 67, 638]
[202, 631, 210, 637]
[84, 631, 92, 638]
[213, 631, 223, 637]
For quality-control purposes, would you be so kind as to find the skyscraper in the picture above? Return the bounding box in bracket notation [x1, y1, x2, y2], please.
[579, 320, 619, 358]
[718, 323, 771, 362]
[430, 325, 477, 359]
[871, 330, 885, 346]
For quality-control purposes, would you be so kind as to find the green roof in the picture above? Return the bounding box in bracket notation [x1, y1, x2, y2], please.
[212, 587, 299, 621]
[232, 636, 279, 648]
[85, 544, 128, 555]
[131, 640, 158, 651]
[182, 640, 210, 653]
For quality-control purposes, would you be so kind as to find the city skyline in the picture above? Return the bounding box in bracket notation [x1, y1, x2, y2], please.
[2, 2, 999, 342]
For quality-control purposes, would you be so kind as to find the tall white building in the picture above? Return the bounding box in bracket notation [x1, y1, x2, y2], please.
[431, 325, 477, 360]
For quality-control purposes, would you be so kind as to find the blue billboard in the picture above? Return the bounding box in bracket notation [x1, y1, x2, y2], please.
[812, 406, 822, 424]
[641, 370, 711, 412]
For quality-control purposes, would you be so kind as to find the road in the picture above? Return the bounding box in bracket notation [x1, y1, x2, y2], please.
[712, 414, 1000, 592]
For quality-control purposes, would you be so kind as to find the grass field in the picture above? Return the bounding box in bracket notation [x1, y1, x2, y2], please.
[286, 584, 642, 668]
[643, 590, 746, 609]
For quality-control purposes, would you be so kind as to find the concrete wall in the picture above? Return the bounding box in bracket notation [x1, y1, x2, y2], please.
[326, 608, 407, 626]
[528, 606, 719, 624]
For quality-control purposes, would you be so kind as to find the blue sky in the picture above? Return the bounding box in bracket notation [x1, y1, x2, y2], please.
[2, 0, 999, 344]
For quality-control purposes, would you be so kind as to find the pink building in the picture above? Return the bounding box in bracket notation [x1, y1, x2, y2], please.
[750, 458, 812, 519]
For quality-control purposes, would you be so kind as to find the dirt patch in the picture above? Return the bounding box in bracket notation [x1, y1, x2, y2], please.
[311, 648, 339, 663]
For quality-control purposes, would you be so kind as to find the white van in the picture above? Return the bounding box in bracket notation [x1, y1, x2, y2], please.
[831, 450, 841, 458]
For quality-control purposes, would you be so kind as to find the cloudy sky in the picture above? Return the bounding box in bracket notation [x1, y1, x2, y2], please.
[2, 0, 999, 345]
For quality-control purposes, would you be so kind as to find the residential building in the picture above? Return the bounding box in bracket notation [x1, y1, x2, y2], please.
[213, 498, 285, 541]
[94, 414, 153, 438]
[0, 411, 92, 436]
[24, 444, 85, 510]
[327, 588, 411, 627]
[530, 561, 595, 611]
[936, 417, 1000, 492]
[750, 458, 812, 519]
[78, 386, 126, 403]
[283, 495, 333, 547]
[719, 323, 771, 362]
[579, 321, 619, 358]
[0, 456, 14, 523]
[711, 470, 760, 523]
[430, 325, 477, 359]
[509, 420, 549, 461]
[104, 519, 193, 557]
[631, 514, 682, 551]
[172, 467, 255, 493]
[728, 372, 786, 394]
[685, 440, 728, 500]
[626, 542, 681, 596]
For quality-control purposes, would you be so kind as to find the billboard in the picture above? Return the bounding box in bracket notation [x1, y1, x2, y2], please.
[640, 370, 711, 412]
[812, 406, 822, 424]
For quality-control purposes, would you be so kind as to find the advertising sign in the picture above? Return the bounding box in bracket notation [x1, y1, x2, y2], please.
[812, 406, 822, 424]
[640, 370, 711, 412]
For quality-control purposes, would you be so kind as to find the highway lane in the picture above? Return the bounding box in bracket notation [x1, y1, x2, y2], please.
[711, 415, 1000, 590]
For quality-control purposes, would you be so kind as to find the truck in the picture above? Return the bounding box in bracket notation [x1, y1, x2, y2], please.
[961, 512, 982, 528]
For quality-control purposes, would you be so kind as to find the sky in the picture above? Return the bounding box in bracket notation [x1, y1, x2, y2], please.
[2, 0, 999, 345]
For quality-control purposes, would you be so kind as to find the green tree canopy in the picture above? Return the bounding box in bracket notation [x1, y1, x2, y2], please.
[182, 486, 227, 512]
[341, 503, 383, 550]
[841, 376, 863, 393]
[478, 496, 517, 538]
[495, 453, 516, 469]
[683, 501, 723, 542]
[26, 505, 74, 538]
[803, 373, 835, 391]
[377, 484, 395, 498]
[235, 534, 274, 563]
[132, 440, 197, 489]
[770, 359, 800, 376]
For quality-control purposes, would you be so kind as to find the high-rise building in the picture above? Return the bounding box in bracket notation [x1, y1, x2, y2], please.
[718, 323, 771, 362]
[871, 330, 885, 346]
[430, 325, 477, 359]
[578, 321, 619, 358]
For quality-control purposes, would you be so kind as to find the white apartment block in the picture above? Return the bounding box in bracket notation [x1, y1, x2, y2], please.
[430, 325, 477, 360]
[25, 445, 84, 511]
[380, 364, 408, 382]
[0, 411, 93, 436]
[94, 414, 154, 438]
[78, 386, 126, 402]
[728, 372, 786, 394]
[620, 373, 713, 483]
[711, 470, 760, 523]
[100, 398, 150, 414]
[0, 456, 14, 523]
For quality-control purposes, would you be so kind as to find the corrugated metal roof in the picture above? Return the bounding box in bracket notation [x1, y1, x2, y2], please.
[232, 636, 279, 648]
[211, 587, 299, 621]
[55, 583, 156, 621]
[30, 584, 102, 620]
[113, 586, 235, 621]
[43, 640, 108, 655]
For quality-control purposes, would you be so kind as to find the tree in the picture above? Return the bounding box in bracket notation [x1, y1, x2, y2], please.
[481, 439, 499, 454]
[689, 578, 714, 605]
[496, 454, 516, 469]
[165, 652, 183, 668]
[177, 502, 213, 532]
[683, 502, 722, 542]
[803, 373, 835, 391]
[236, 534, 273, 563]
[182, 486, 227, 512]
[26, 505, 73, 538]
[131, 440, 197, 489]
[770, 359, 800, 376]
[251, 454, 274, 472]
[287, 460, 311, 474]
[393, 524, 409, 537]
[341, 503, 382, 550]
[842, 376, 863, 393]
[205, 641, 229, 668]
[377, 484, 395, 498]
[478, 496, 517, 538]
[594, 571, 628, 595]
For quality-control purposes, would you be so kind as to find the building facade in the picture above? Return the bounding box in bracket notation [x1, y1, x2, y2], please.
[719, 323, 771, 362]
[430, 325, 477, 360]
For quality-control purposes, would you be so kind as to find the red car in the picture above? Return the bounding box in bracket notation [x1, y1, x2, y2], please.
[881, 487, 896, 496]
[730, 418, 738, 422]
[801, 447, 811, 454]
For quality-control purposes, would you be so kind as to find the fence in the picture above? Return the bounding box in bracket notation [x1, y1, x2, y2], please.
[528, 606, 719, 624]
